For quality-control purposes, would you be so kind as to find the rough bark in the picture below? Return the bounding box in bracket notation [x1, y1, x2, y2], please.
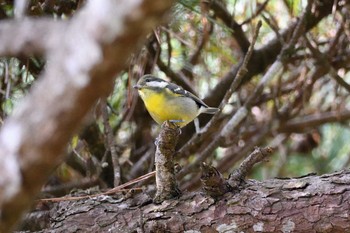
[32, 169, 350, 233]
[154, 121, 181, 203]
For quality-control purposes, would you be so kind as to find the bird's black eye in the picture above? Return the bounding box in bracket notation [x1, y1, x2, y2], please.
[145, 78, 151, 82]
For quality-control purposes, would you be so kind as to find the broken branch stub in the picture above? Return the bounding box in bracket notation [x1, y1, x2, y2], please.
[153, 121, 181, 203]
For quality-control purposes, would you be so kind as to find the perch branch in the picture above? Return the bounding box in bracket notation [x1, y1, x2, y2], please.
[153, 121, 181, 203]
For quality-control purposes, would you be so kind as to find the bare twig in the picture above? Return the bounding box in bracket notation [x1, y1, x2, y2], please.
[128, 145, 154, 180]
[146, 38, 197, 94]
[180, 1, 213, 79]
[304, 35, 350, 94]
[101, 98, 121, 187]
[228, 147, 273, 188]
[240, 0, 270, 25]
[218, 125, 271, 173]
[39, 171, 156, 202]
[41, 176, 100, 197]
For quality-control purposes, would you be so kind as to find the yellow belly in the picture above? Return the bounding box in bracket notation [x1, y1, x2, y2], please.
[139, 89, 198, 127]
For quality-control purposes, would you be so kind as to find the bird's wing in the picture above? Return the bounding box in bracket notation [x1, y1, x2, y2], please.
[166, 83, 209, 108]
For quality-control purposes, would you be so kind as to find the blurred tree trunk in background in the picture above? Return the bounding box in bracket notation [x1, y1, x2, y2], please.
[0, 0, 349, 232]
[0, 0, 173, 232]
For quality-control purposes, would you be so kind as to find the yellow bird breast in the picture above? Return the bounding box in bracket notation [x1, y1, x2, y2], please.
[138, 89, 198, 127]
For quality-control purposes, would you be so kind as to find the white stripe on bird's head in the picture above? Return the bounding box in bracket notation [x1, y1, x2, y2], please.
[146, 81, 168, 88]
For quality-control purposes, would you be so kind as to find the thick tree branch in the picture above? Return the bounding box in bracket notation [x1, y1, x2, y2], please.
[45, 169, 350, 232]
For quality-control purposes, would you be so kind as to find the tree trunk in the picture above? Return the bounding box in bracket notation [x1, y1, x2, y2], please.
[29, 169, 350, 232]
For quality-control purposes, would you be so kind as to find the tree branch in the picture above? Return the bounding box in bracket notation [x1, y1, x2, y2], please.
[46, 169, 350, 232]
[153, 121, 181, 203]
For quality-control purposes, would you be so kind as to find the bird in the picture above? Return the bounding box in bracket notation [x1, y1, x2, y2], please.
[134, 74, 219, 128]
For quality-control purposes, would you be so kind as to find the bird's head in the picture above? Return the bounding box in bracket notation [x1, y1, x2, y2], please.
[133, 75, 169, 91]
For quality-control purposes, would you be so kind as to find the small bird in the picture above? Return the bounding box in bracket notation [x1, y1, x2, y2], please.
[134, 75, 219, 128]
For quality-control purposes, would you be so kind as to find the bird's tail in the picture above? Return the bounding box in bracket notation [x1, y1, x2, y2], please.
[202, 107, 219, 114]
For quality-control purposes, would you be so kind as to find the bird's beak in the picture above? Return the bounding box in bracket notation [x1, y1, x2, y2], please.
[133, 84, 141, 90]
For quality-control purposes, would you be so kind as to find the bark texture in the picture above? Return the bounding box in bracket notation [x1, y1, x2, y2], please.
[154, 121, 181, 203]
[39, 169, 350, 232]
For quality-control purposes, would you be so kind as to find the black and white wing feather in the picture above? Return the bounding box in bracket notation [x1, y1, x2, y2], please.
[166, 83, 210, 108]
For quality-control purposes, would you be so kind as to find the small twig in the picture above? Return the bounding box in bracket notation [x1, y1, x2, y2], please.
[4, 59, 10, 100]
[180, 2, 213, 78]
[128, 146, 154, 180]
[160, 26, 192, 47]
[153, 121, 181, 204]
[164, 26, 172, 67]
[261, 12, 284, 45]
[39, 188, 142, 202]
[146, 38, 197, 94]
[279, 0, 313, 60]
[101, 98, 121, 187]
[218, 126, 271, 173]
[240, 0, 270, 25]
[39, 171, 155, 202]
[304, 36, 350, 94]
[228, 147, 273, 188]
[41, 176, 100, 197]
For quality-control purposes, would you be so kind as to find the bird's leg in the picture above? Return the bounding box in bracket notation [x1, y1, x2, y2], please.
[169, 119, 184, 124]
[168, 120, 183, 134]
[155, 120, 183, 145]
